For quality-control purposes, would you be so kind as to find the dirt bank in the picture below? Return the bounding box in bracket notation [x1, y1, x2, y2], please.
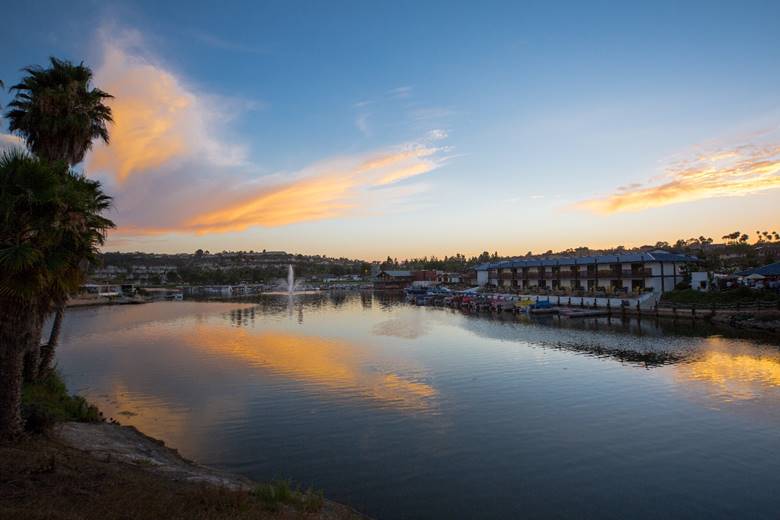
[0, 422, 367, 520]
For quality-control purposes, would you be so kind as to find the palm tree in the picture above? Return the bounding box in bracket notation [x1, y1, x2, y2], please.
[6, 57, 112, 165]
[0, 150, 113, 438]
[5, 57, 114, 380]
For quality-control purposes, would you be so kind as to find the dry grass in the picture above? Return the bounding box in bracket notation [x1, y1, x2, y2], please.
[0, 436, 364, 520]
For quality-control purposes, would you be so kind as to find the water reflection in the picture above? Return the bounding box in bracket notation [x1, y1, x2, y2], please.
[190, 324, 437, 411]
[56, 293, 780, 520]
[674, 337, 780, 402]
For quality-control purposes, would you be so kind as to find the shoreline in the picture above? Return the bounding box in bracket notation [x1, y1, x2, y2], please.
[2, 421, 368, 519]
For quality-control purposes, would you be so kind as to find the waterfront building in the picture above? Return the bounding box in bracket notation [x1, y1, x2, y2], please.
[374, 270, 413, 290]
[374, 270, 438, 290]
[436, 271, 462, 284]
[475, 250, 697, 294]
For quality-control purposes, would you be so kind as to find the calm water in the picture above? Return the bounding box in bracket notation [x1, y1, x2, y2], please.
[57, 293, 780, 519]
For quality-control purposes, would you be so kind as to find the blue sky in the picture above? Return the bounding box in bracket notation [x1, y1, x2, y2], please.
[2, 1, 779, 258]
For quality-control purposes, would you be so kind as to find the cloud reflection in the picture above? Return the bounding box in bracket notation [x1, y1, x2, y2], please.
[191, 323, 437, 412]
[674, 337, 780, 402]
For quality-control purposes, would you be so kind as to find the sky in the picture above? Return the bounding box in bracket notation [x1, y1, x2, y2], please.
[1, 0, 779, 260]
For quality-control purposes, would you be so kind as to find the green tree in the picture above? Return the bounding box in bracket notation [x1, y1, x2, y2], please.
[5, 57, 114, 382]
[0, 150, 113, 439]
[6, 57, 112, 164]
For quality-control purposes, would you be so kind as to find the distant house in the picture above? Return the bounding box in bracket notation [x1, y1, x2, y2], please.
[736, 261, 780, 282]
[436, 271, 462, 284]
[374, 270, 413, 290]
[373, 270, 437, 290]
[412, 270, 438, 282]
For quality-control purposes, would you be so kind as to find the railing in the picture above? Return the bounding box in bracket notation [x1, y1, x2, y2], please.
[499, 268, 655, 280]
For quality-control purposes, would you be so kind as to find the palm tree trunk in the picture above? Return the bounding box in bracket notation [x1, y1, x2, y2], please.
[38, 305, 64, 377]
[0, 301, 39, 440]
[23, 341, 40, 382]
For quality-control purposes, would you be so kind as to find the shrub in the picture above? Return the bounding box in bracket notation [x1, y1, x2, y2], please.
[22, 371, 101, 433]
[252, 479, 324, 513]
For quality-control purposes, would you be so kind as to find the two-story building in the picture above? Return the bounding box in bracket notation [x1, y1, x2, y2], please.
[475, 250, 697, 294]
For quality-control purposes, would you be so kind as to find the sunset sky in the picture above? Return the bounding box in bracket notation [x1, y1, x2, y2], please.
[1, 1, 779, 260]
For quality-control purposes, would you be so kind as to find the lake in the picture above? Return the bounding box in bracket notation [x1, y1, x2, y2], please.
[57, 292, 780, 519]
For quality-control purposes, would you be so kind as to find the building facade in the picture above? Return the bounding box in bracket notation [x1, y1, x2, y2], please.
[475, 251, 696, 294]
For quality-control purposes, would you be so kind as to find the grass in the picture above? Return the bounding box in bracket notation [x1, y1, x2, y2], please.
[22, 371, 102, 433]
[0, 436, 359, 519]
[254, 479, 325, 513]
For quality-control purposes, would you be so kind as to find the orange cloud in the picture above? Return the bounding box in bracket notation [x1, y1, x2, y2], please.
[186, 146, 443, 233]
[579, 143, 780, 214]
[87, 36, 246, 182]
[84, 30, 449, 240]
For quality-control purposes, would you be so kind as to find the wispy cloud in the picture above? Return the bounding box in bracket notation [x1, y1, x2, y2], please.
[355, 112, 371, 136]
[408, 106, 455, 121]
[578, 142, 780, 214]
[387, 85, 413, 99]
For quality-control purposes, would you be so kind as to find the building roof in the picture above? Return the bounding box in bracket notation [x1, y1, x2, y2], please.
[475, 251, 698, 271]
[736, 261, 780, 277]
[378, 270, 413, 277]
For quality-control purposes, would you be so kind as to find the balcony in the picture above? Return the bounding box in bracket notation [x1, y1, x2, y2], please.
[623, 268, 652, 277]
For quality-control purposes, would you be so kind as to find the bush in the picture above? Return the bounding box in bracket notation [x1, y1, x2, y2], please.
[22, 371, 102, 434]
[253, 479, 324, 513]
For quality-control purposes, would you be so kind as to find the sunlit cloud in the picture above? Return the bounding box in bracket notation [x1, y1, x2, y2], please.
[579, 142, 780, 214]
[87, 33, 247, 182]
[82, 28, 450, 242]
[185, 144, 445, 234]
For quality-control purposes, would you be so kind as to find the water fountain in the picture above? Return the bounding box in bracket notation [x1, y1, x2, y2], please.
[287, 264, 295, 294]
